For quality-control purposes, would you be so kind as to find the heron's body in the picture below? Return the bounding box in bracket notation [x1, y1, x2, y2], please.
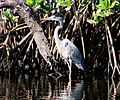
[42, 16, 84, 79]
[54, 26, 84, 72]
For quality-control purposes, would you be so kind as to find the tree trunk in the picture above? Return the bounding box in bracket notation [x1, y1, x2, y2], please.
[0, 0, 53, 66]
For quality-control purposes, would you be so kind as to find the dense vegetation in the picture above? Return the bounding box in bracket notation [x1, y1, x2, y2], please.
[0, 0, 120, 79]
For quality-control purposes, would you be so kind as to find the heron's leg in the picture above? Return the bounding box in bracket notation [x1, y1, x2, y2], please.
[66, 59, 72, 96]
[68, 59, 72, 81]
[67, 79, 71, 96]
[66, 61, 71, 80]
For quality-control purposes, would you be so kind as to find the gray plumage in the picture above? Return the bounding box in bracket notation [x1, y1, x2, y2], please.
[42, 16, 84, 78]
[54, 26, 84, 71]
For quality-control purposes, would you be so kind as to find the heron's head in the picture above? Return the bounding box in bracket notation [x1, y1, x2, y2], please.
[41, 15, 63, 26]
[46, 15, 62, 21]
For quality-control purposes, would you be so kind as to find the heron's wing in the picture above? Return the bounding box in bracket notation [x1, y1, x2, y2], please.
[62, 39, 82, 60]
[61, 39, 83, 62]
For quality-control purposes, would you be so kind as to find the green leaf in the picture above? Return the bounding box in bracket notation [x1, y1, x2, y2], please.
[96, 5, 101, 9]
[56, 0, 71, 7]
[107, 0, 111, 8]
[87, 19, 97, 24]
[100, 0, 107, 9]
[33, 3, 40, 8]
[91, 0, 118, 24]
[65, 0, 71, 7]
[12, 16, 19, 22]
[96, 12, 104, 17]
[2, 9, 19, 23]
[94, 16, 99, 23]
[35, 0, 43, 3]
[103, 11, 113, 16]
[42, 5, 51, 12]
[110, 1, 116, 8]
[3, 9, 12, 19]
[104, 0, 108, 8]
[26, 0, 34, 6]
[92, 11, 96, 19]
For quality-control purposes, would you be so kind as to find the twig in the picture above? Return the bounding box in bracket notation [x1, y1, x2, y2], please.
[0, 31, 10, 50]
[10, 23, 27, 32]
[17, 31, 32, 46]
[79, 26, 85, 59]
[0, 23, 28, 49]
[15, 25, 29, 31]
[106, 27, 113, 77]
[23, 37, 33, 61]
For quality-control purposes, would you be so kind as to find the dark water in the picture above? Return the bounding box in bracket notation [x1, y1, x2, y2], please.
[0, 73, 120, 100]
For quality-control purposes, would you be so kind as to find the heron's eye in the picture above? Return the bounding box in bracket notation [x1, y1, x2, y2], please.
[65, 42, 68, 47]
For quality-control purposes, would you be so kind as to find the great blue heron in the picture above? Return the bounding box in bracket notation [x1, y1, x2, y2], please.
[42, 16, 84, 79]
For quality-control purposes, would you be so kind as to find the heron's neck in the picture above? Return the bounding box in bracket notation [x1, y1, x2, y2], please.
[54, 25, 62, 44]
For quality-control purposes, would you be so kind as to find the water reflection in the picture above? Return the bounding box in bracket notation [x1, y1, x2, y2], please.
[50, 80, 84, 100]
[0, 73, 120, 100]
[108, 79, 120, 100]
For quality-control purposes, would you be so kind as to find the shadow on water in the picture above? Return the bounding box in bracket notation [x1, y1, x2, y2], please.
[0, 72, 120, 100]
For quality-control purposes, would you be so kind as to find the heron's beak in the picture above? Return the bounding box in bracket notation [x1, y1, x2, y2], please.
[40, 17, 49, 21]
[40, 15, 56, 21]
[40, 15, 62, 24]
[40, 17, 50, 24]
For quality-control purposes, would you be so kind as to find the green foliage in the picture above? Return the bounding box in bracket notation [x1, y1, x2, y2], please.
[25, 0, 72, 16]
[87, 0, 120, 24]
[25, 0, 51, 13]
[56, 0, 72, 7]
[26, 0, 43, 8]
[2, 9, 19, 23]
[115, 0, 120, 9]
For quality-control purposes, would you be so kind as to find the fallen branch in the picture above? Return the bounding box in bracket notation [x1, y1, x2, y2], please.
[0, 0, 53, 67]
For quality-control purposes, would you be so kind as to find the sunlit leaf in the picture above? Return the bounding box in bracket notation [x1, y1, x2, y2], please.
[3, 9, 12, 19]
[65, 0, 71, 7]
[26, 0, 34, 6]
[12, 16, 19, 22]
[56, 0, 71, 7]
[96, 9, 102, 13]
[96, 12, 104, 17]
[35, 0, 43, 3]
[33, 3, 40, 8]
[107, 0, 111, 8]
[110, 1, 116, 8]
[103, 11, 113, 16]
[104, 0, 108, 8]
[2, 9, 19, 23]
[87, 19, 97, 24]
[96, 5, 101, 9]
[99, 0, 107, 9]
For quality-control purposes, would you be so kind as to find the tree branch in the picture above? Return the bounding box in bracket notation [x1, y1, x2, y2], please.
[0, 0, 53, 67]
